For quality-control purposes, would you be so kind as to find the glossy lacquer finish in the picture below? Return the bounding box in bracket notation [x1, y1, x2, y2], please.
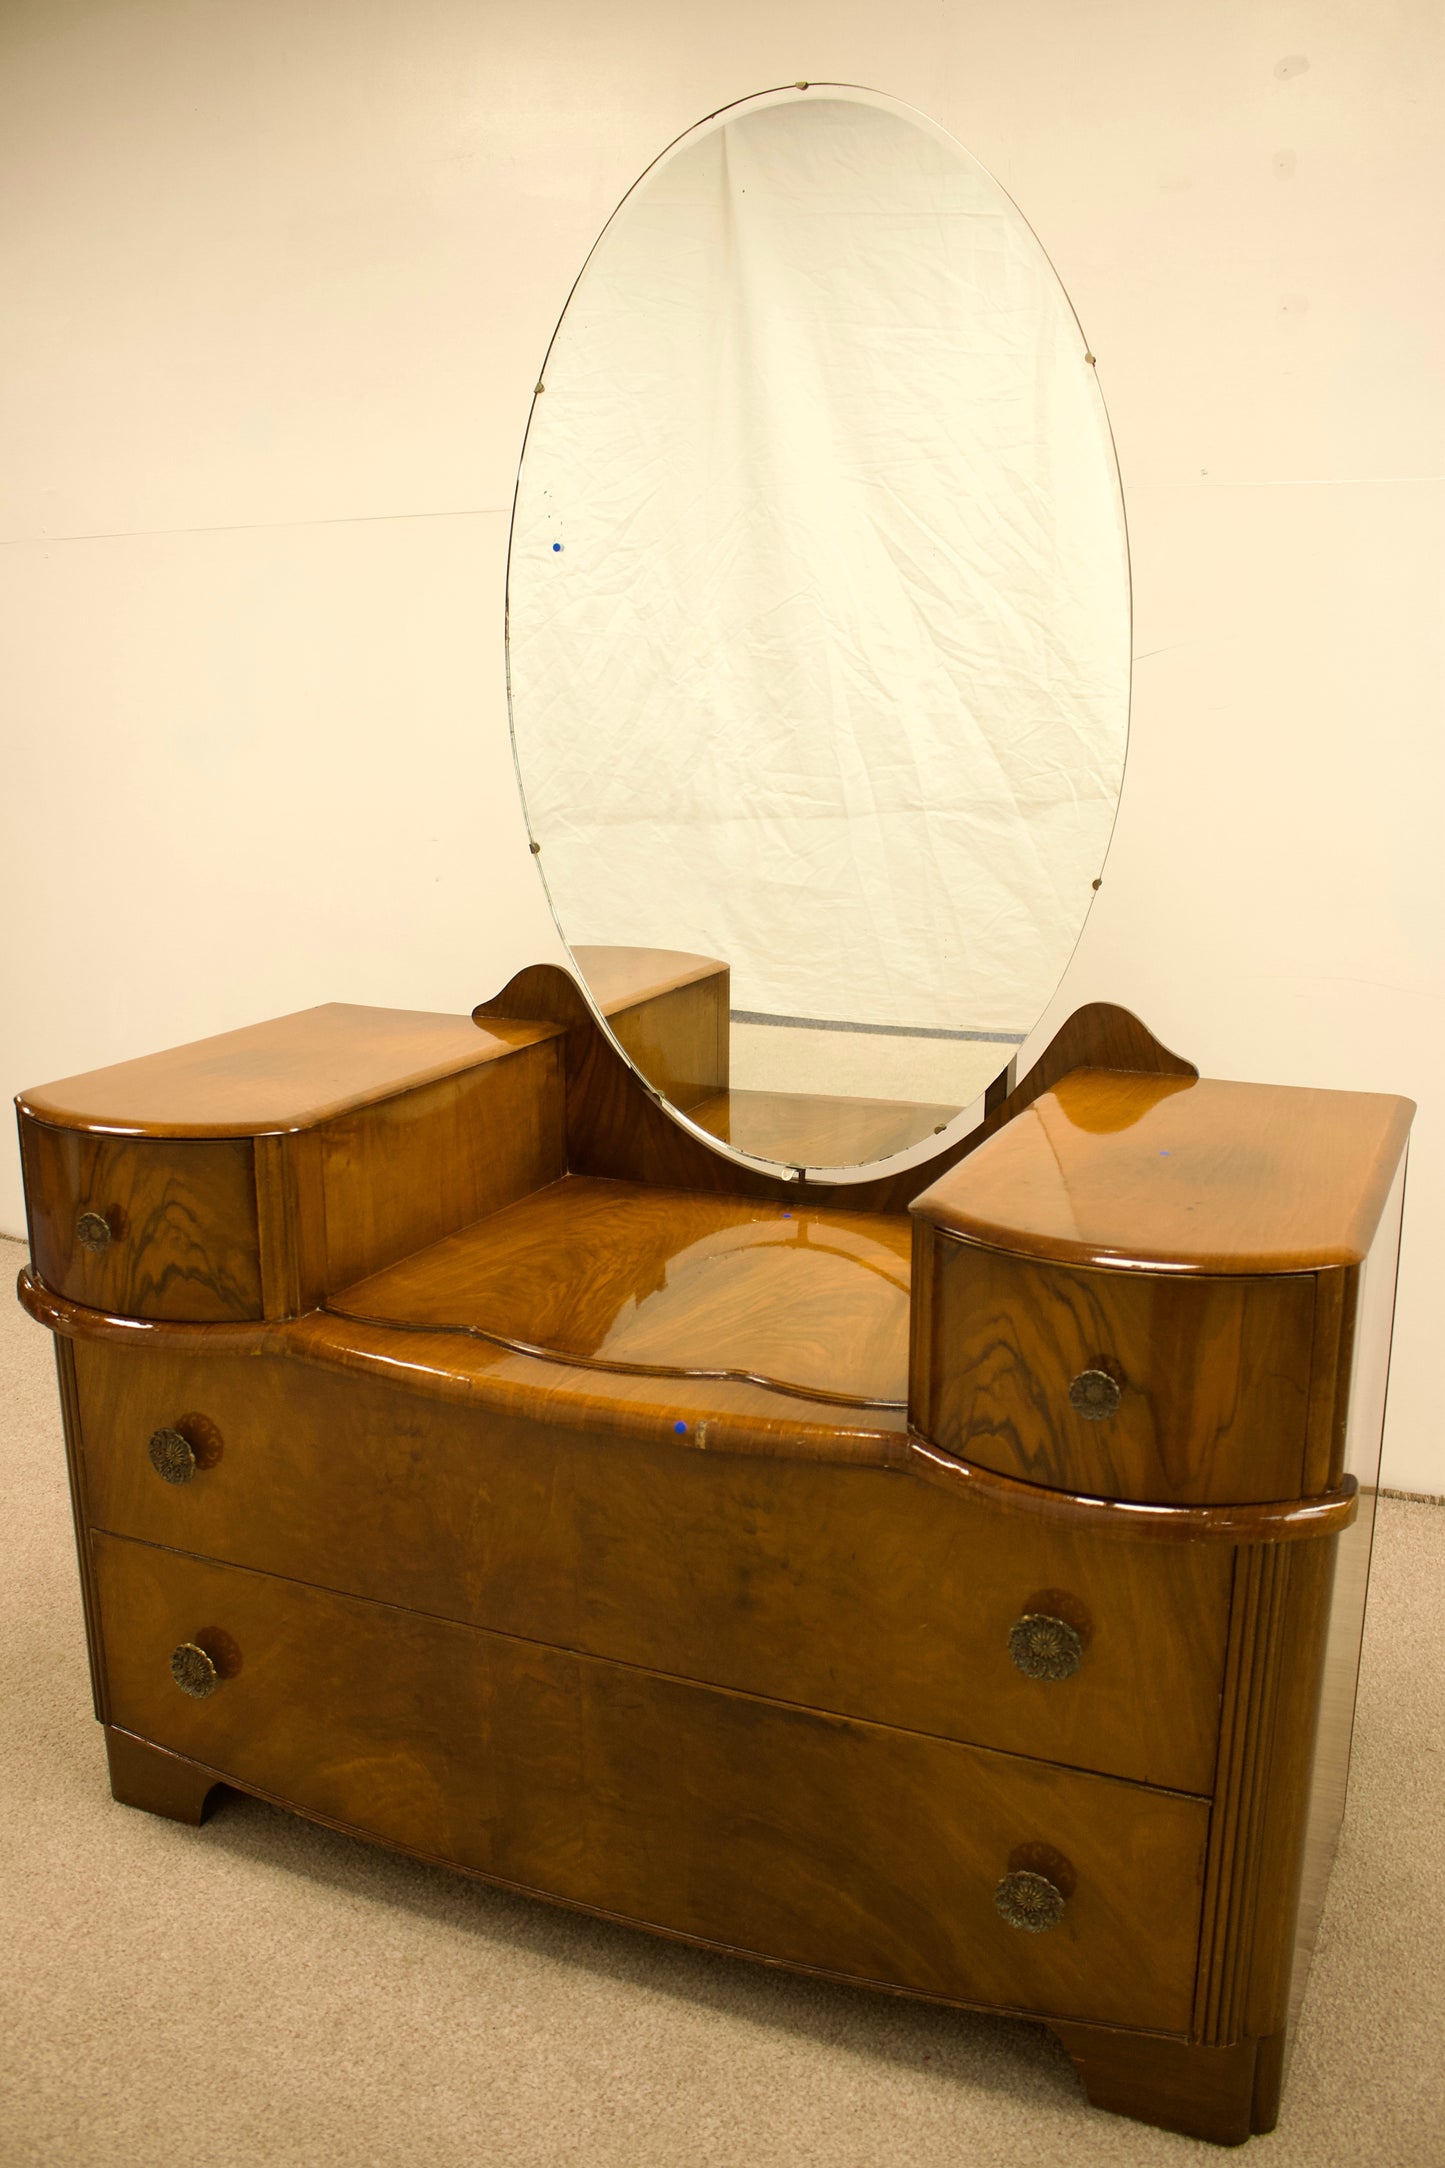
[332, 1175, 911, 1409]
[15, 971, 1415, 2149]
[73, 1335, 1233, 1791]
[913, 1069, 1413, 1274]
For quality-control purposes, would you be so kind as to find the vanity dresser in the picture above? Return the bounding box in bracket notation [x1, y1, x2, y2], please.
[16, 84, 1414, 2149]
[16, 967, 1411, 2147]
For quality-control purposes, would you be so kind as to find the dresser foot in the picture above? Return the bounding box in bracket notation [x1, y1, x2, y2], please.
[104, 1726, 223, 1825]
[1050, 2023, 1283, 2146]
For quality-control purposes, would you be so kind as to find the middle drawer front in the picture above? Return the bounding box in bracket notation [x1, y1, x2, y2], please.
[76, 1339, 1233, 1795]
[96, 1533, 1208, 2034]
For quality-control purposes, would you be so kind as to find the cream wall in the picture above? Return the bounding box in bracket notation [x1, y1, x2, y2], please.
[3, 0, 1441, 1487]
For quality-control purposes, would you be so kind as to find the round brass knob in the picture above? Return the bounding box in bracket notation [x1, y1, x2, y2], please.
[76, 1211, 112, 1255]
[1008, 1613, 1083, 1681]
[1068, 1368, 1120, 1420]
[148, 1428, 197, 1485]
[995, 1869, 1067, 1933]
[170, 1643, 219, 1698]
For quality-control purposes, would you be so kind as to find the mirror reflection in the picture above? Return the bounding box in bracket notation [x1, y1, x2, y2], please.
[508, 89, 1130, 1170]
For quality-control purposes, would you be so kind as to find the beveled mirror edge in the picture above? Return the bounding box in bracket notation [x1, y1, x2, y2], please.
[501, 79, 1134, 1187]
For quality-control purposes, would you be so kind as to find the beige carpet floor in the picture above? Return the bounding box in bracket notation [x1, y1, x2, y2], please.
[3, 1231, 1443, 2168]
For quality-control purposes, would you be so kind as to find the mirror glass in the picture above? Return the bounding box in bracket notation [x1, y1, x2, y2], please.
[508, 88, 1130, 1174]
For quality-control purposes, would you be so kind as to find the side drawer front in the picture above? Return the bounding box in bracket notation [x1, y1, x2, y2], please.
[21, 1117, 262, 1321]
[78, 1342, 1231, 1793]
[95, 1533, 1208, 2032]
[921, 1235, 1317, 1504]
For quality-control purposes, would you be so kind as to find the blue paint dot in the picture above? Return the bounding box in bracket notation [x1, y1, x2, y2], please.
[1159, 1149, 1171, 1157]
[552, 542, 563, 552]
[674, 1420, 687, 1434]
[782, 1212, 793, 1219]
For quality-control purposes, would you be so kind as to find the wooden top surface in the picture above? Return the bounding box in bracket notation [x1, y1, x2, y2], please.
[572, 944, 728, 1012]
[332, 1173, 911, 1410]
[18, 1003, 559, 1138]
[911, 1069, 1414, 1273]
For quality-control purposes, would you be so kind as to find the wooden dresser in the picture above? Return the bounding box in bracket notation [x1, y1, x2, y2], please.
[16, 965, 1411, 2147]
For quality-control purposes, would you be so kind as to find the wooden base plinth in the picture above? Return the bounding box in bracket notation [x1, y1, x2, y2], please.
[104, 1726, 222, 1826]
[1051, 2022, 1285, 2146]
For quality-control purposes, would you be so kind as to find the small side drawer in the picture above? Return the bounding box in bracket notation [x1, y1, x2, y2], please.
[916, 1234, 1318, 1505]
[95, 1531, 1210, 2032]
[19, 1116, 262, 1322]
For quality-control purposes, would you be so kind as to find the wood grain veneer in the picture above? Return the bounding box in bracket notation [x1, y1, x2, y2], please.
[573, 944, 729, 1112]
[912, 1238, 1318, 1505]
[95, 1531, 1211, 2033]
[20, 1118, 263, 1321]
[17, 1005, 569, 1322]
[315, 1036, 564, 1293]
[74, 1337, 1232, 1792]
[329, 1174, 911, 1410]
[16, 962, 1416, 2148]
[17, 1003, 558, 1137]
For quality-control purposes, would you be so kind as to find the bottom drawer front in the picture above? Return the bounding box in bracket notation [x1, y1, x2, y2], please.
[95, 1533, 1207, 2032]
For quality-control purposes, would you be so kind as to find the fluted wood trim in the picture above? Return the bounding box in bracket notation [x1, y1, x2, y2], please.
[53, 1334, 109, 1724]
[1194, 1547, 1290, 2042]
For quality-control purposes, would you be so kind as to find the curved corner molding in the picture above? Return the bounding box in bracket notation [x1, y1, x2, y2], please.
[15, 1267, 272, 1353]
[907, 1433, 1360, 1546]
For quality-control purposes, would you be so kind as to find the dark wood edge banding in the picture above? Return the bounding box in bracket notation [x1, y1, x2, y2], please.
[907, 1436, 1360, 1546]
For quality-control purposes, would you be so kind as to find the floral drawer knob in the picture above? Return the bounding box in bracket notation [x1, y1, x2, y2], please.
[1068, 1368, 1121, 1419]
[1007, 1613, 1084, 1681]
[169, 1643, 220, 1699]
[994, 1869, 1067, 1933]
[149, 1428, 197, 1485]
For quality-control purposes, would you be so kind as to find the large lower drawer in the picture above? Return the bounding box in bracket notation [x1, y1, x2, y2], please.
[76, 1340, 1232, 1793]
[95, 1532, 1209, 2033]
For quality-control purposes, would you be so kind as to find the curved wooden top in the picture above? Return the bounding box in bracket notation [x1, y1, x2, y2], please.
[17, 1003, 559, 1139]
[911, 1069, 1414, 1273]
[17, 1265, 905, 1468]
[327, 1174, 912, 1411]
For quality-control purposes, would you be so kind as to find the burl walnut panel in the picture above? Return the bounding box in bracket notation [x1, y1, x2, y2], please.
[94, 1532, 1210, 2032]
[75, 1339, 1232, 1793]
[19, 1118, 262, 1322]
[915, 1234, 1318, 1506]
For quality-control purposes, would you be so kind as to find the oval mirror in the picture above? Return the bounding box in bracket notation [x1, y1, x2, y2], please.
[507, 86, 1129, 1176]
